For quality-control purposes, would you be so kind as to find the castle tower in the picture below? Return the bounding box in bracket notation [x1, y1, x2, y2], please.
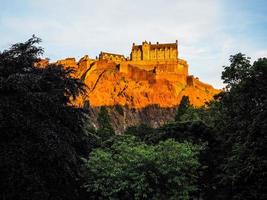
[141, 41, 150, 60]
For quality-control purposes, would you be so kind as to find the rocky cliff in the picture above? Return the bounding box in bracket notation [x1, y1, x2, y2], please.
[60, 56, 220, 108]
[84, 105, 177, 134]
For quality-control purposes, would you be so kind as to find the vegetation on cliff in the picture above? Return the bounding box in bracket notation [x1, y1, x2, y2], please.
[0, 37, 266, 200]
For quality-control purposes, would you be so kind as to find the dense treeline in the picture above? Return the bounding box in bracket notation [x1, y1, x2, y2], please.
[0, 37, 266, 200]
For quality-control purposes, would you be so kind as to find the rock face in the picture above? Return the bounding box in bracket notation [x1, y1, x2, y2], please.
[84, 105, 177, 134]
[37, 41, 220, 132]
[80, 60, 219, 108]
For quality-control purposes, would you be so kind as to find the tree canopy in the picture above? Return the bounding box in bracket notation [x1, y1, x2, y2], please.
[96, 106, 115, 142]
[82, 136, 200, 200]
[0, 36, 93, 200]
[213, 55, 267, 200]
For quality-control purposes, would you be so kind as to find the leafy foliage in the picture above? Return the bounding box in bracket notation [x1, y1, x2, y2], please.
[96, 106, 115, 142]
[213, 55, 267, 200]
[0, 36, 94, 200]
[82, 136, 200, 200]
[126, 120, 214, 199]
[124, 123, 157, 144]
[221, 53, 251, 88]
[175, 96, 191, 121]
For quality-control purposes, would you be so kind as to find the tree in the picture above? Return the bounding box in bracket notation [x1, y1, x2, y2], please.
[0, 36, 93, 200]
[96, 106, 115, 142]
[175, 96, 191, 121]
[124, 123, 157, 144]
[221, 53, 251, 88]
[82, 136, 200, 200]
[213, 54, 267, 200]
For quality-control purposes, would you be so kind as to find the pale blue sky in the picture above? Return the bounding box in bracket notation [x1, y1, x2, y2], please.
[0, 0, 267, 88]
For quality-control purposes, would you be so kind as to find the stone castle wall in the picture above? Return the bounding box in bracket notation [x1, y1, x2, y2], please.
[126, 65, 156, 82]
[118, 58, 188, 83]
[99, 52, 126, 63]
[131, 41, 178, 61]
[56, 58, 77, 68]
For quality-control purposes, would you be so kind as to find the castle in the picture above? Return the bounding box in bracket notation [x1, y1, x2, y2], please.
[96, 41, 188, 83]
[97, 40, 179, 62]
[131, 40, 178, 61]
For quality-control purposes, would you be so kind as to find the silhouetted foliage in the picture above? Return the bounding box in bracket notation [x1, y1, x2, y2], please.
[211, 55, 267, 200]
[124, 124, 157, 144]
[96, 106, 115, 142]
[175, 96, 190, 121]
[0, 36, 94, 200]
[221, 53, 251, 88]
[115, 104, 124, 115]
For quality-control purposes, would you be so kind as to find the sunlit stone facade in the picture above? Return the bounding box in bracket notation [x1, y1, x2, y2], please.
[131, 41, 178, 61]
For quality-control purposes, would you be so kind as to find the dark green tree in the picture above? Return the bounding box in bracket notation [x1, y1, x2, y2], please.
[221, 53, 251, 88]
[97, 106, 115, 142]
[124, 123, 157, 144]
[0, 36, 93, 200]
[175, 96, 191, 121]
[82, 136, 200, 200]
[213, 54, 267, 200]
[125, 119, 215, 199]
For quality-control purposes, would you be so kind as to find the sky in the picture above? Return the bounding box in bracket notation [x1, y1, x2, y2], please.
[0, 0, 267, 88]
